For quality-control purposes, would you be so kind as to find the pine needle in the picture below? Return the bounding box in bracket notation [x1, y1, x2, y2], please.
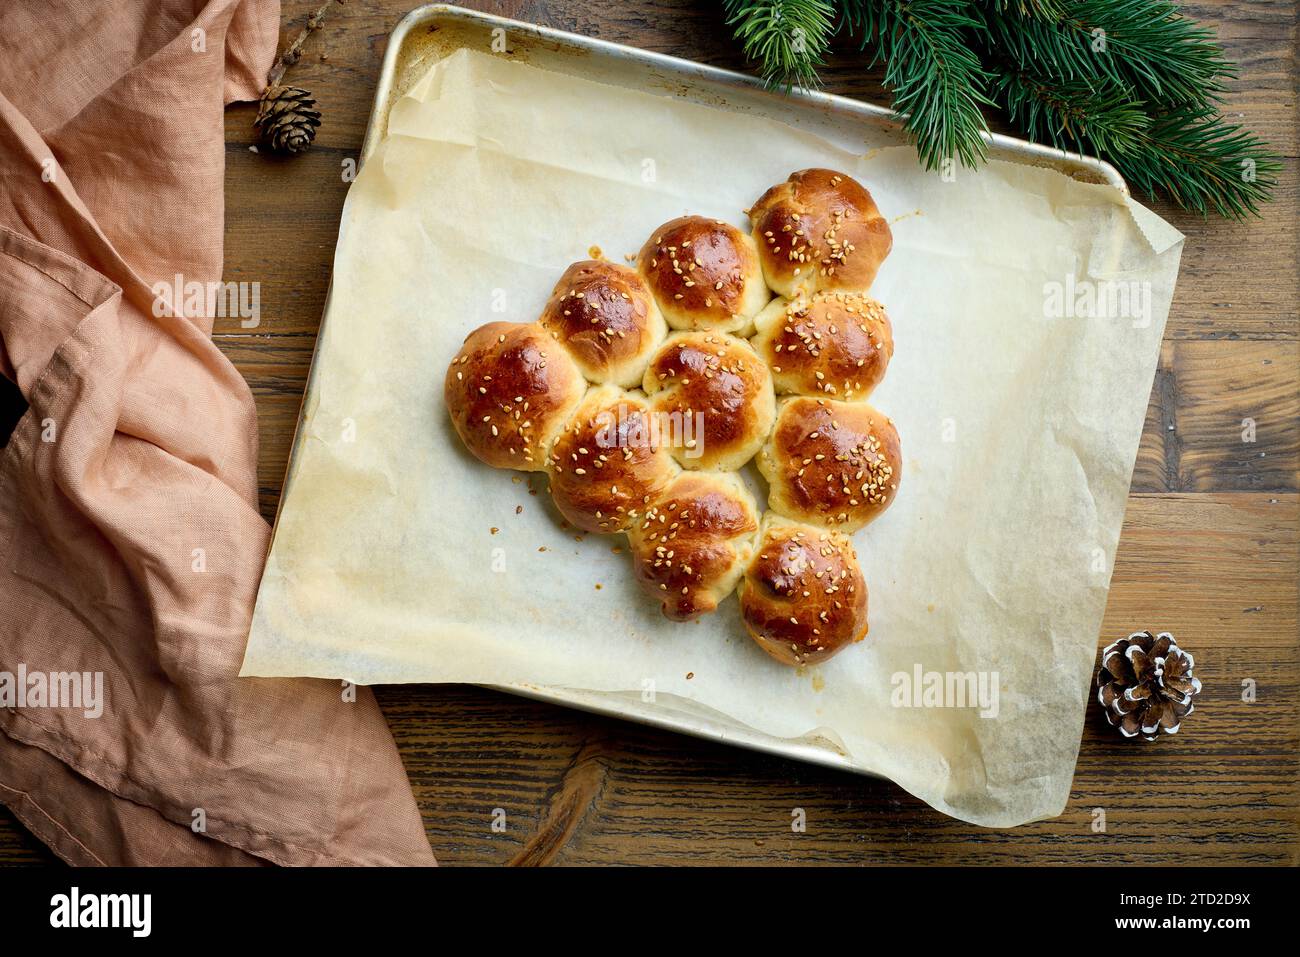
[721, 0, 1279, 217]
[724, 0, 837, 90]
[994, 72, 1149, 156]
[984, 0, 1234, 107]
[996, 71, 1279, 217]
[842, 0, 992, 170]
[1112, 107, 1280, 218]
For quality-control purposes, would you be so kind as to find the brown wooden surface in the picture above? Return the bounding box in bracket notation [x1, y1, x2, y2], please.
[1, 0, 1297, 866]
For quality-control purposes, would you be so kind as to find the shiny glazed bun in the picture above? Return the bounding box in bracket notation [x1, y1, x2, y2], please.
[641, 331, 775, 471]
[758, 396, 901, 532]
[539, 260, 667, 387]
[738, 514, 869, 666]
[748, 169, 892, 298]
[445, 321, 588, 471]
[627, 471, 759, 621]
[752, 291, 893, 401]
[446, 167, 904, 666]
[636, 216, 770, 335]
[545, 384, 679, 533]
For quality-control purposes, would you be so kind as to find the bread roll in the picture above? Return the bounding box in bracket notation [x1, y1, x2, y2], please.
[636, 216, 769, 335]
[445, 321, 588, 471]
[627, 471, 759, 621]
[748, 169, 892, 298]
[758, 396, 901, 532]
[738, 514, 868, 665]
[539, 260, 667, 387]
[641, 331, 775, 471]
[752, 291, 893, 401]
[546, 384, 679, 533]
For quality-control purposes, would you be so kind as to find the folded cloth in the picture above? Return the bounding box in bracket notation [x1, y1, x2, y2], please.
[0, 0, 435, 865]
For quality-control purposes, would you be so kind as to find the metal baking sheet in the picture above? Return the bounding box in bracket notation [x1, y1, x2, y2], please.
[273, 3, 1128, 776]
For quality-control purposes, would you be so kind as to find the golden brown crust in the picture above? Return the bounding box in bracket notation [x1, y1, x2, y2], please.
[627, 471, 759, 621]
[641, 331, 775, 471]
[758, 397, 902, 532]
[748, 169, 892, 298]
[636, 216, 770, 335]
[738, 515, 869, 666]
[444, 321, 588, 471]
[752, 291, 893, 401]
[538, 260, 667, 387]
[546, 385, 680, 533]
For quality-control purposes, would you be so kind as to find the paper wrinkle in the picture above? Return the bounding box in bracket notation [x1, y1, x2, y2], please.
[242, 48, 1185, 827]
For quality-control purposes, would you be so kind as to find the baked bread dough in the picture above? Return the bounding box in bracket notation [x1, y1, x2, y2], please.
[636, 215, 769, 335]
[752, 291, 892, 401]
[748, 168, 892, 298]
[539, 260, 667, 388]
[641, 330, 775, 471]
[738, 514, 869, 665]
[445, 168, 902, 663]
[545, 384, 679, 534]
[758, 396, 901, 532]
[627, 470, 759, 621]
[445, 321, 588, 471]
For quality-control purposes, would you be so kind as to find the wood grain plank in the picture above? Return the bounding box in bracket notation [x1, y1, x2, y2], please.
[212, 334, 313, 518]
[1103, 493, 1299, 643]
[1133, 339, 1300, 493]
[376, 491, 1298, 865]
[219, 1, 1299, 342]
[188, 0, 1300, 866]
[377, 634, 1298, 864]
[0, 807, 59, 867]
[3, 0, 1296, 866]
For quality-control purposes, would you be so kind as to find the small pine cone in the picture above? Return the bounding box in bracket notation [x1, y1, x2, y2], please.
[1097, 630, 1201, 741]
[255, 85, 322, 155]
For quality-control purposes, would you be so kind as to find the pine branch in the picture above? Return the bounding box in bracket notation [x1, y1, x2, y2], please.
[718, 0, 1279, 217]
[987, 0, 1070, 18]
[841, 0, 993, 169]
[976, 3, 1120, 86]
[994, 71, 1279, 217]
[723, 0, 836, 90]
[993, 71, 1148, 156]
[1115, 106, 1280, 218]
[266, 0, 337, 88]
[989, 0, 1234, 107]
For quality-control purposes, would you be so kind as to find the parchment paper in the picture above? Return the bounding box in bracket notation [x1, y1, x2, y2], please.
[241, 48, 1184, 827]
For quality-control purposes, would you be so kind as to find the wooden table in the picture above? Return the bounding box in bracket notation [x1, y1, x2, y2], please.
[2, 0, 1296, 866]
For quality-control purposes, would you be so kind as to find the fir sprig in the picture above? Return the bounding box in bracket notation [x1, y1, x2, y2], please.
[842, 0, 993, 170]
[1056, 0, 1233, 106]
[980, 0, 1276, 216]
[720, 0, 1278, 218]
[1124, 108, 1279, 217]
[993, 72, 1149, 156]
[723, 0, 836, 90]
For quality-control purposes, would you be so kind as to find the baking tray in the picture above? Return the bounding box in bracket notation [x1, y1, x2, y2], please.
[275, 3, 1129, 776]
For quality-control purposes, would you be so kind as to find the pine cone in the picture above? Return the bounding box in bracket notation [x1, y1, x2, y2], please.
[1097, 631, 1201, 740]
[254, 85, 321, 155]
